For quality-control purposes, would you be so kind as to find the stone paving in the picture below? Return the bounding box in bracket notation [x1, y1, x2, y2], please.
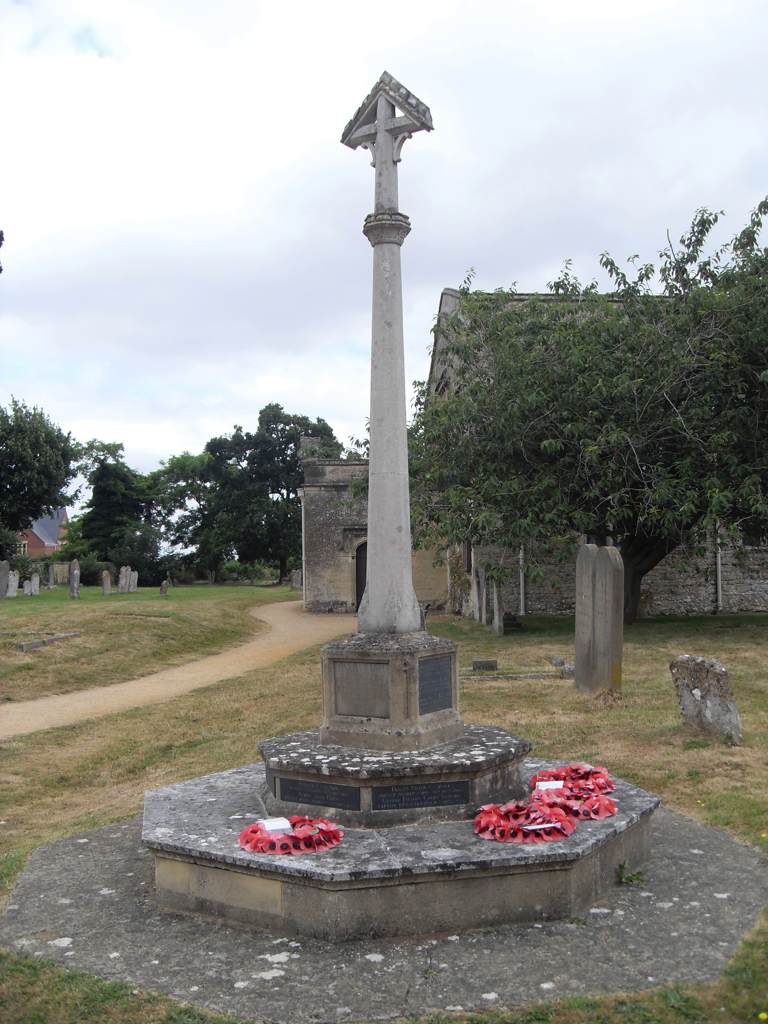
[2, 807, 767, 1022]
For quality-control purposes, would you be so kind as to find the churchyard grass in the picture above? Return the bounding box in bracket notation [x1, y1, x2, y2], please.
[0, 584, 293, 702]
[1, 611, 767, 1023]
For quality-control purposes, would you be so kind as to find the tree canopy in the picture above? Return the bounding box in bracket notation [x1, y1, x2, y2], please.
[0, 399, 78, 544]
[154, 403, 340, 580]
[410, 202, 768, 621]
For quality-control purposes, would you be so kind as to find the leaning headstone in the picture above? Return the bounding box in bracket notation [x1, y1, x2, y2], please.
[670, 655, 742, 744]
[102, 570, 111, 596]
[23, 579, 32, 596]
[47, 562, 55, 589]
[575, 544, 623, 692]
[6, 570, 19, 598]
[0, 560, 9, 599]
[30, 572, 40, 595]
[159, 578, 169, 596]
[129, 570, 138, 593]
[69, 559, 80, 600]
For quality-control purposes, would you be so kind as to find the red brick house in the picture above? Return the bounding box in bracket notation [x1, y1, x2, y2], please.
[18, 508, 69, 556]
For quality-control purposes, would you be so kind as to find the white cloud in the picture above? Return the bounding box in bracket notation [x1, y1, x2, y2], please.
[1, 0, 766, 478]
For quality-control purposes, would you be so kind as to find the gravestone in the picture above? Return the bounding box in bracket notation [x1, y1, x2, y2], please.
[118, 565, 129, 593]
[159, 578, 169, 596]
[6, 570, 19, 598]
[102, 570, 111, 596]
[23, 580, 31, 596]
[670, 655, 742, 744]
[491, 580, 504, 635]
[289, 569, 302, 590]
[129, 570, 138, 593]
[575, 544, 623, 692]
[69, 560, 80, 600]
[30, 572, 40, 596]
[47, 563, 55, 589]
[0, 559, 9, 599]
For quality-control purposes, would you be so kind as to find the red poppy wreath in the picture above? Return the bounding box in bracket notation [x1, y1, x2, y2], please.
[474, 763, 617, 844]
[239, 816, 343, 855]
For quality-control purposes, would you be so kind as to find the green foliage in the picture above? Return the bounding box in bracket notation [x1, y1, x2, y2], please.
[80, 457, 153, 560]
[0, 399, 77, 534]
[411, 201, 768, 621]
[154, 403, 340, 580]
[617, 861, 644, 885]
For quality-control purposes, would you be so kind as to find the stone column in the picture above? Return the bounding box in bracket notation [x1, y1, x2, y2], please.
[356, 96, 421, 635]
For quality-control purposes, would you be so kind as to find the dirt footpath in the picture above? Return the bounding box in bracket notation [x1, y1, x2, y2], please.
[0, 601, 356, 740]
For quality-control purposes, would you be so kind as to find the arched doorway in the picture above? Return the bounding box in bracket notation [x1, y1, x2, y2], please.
[355, 542, 367, 610]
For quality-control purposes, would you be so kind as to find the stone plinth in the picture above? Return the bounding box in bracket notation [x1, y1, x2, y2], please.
[319, 632, 462, 752]
[142, 761, 659, 941]
[259, 725, 531, 827]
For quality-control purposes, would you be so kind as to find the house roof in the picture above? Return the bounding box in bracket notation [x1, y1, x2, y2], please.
[28, 508, 68, 546]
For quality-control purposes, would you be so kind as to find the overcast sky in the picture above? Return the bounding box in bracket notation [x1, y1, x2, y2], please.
[2, 0, 766, 481]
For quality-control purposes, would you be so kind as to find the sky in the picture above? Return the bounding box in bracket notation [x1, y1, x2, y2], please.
[1, 0, 766, 483]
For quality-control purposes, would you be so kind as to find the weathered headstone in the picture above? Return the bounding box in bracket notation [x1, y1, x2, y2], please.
[6, 570, 19, 598]
[23, 579, 32, 596]
[0, 560, 9, 599]
[102, 570, 111, 596]
[47, 562, 55, 589]
[159, 578, 169, 596]
[129, 570, 138, 593]
[118, 565, 129, 593]
[69, 559, 80, 600]
[289, 569, 302, 590]
[670, 655, 742, 744]
[30, 572, 40, 596]
[575, 544, 623, 692]
[491, 580, 504, 636]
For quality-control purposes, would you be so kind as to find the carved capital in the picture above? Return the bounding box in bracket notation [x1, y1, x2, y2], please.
[363, 211, 411, 247]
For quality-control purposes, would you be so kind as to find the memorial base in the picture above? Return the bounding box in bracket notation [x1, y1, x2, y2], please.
[259, 725, 531, 826]
[142, 761, 660, 941]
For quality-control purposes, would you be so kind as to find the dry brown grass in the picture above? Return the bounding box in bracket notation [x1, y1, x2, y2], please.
[0, 585, 292, 701]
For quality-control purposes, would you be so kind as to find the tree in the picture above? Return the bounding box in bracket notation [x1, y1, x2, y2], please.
[154, 404, 340, 580]
[79, 456, 153, 560]
[410, 202, 768, 622]
[0, 399, 78, 553]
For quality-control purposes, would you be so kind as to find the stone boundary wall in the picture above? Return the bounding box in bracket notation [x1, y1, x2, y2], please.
[458, 534, 768, 620]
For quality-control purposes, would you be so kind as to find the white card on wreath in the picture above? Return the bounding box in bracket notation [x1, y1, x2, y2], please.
[257, 817, 292, 833]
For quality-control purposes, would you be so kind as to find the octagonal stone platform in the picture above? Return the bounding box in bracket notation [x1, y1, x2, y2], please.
[142, 759, 659, 940]
[259, 724, 532, 826]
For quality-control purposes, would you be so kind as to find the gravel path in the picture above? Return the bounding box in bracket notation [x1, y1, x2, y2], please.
[0, 601, 355, 740]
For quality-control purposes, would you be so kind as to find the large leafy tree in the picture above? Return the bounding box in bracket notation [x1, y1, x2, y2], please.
[410, 202, 768, 622]
[0, 399, 78, 554]
[155, 403, 340, 580]
[79, 455, 154, 560]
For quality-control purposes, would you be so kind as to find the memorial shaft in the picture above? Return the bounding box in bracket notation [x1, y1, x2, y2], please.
[357, 94, 421, 633]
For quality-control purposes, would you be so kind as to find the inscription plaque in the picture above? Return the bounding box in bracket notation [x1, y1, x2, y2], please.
[372, 779, 469, 810]
[278, 776, 361, 811]
[334, 659, 390, 718]
[418, 654, 453, 714]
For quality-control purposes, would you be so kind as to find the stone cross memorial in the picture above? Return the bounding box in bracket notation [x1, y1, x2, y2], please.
[255, 72, 531, 828]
